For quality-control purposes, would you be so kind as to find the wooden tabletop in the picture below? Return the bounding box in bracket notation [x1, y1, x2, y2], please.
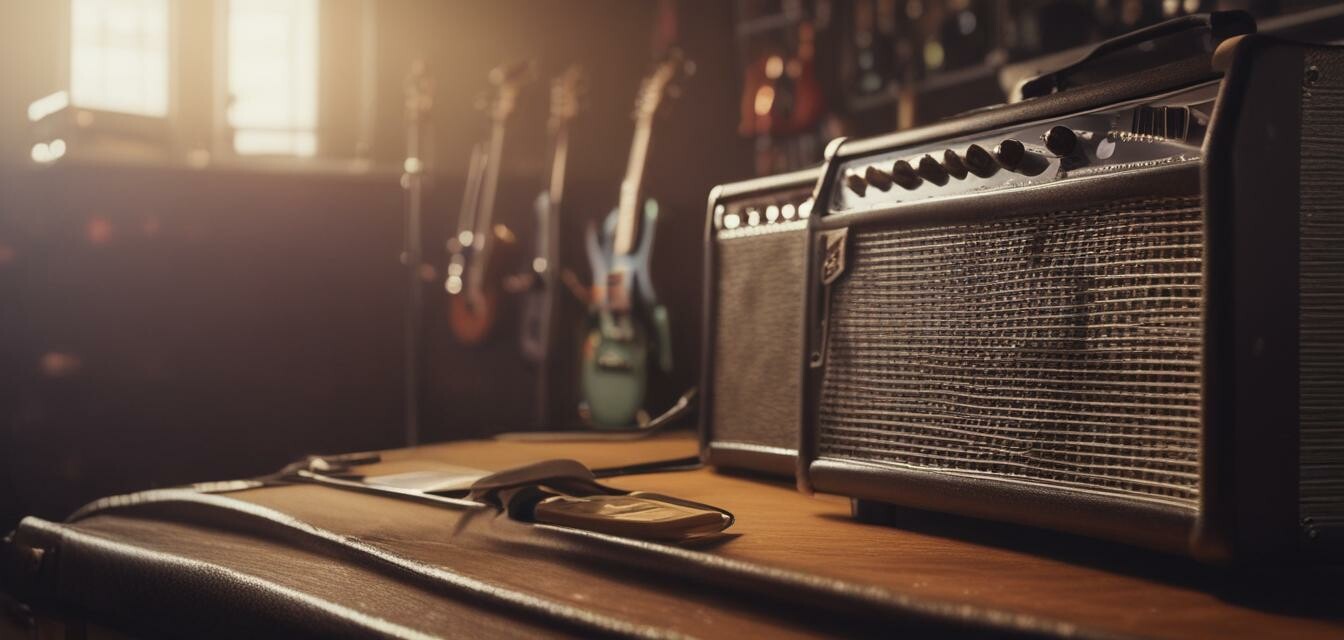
[358, 432, 1343, 639]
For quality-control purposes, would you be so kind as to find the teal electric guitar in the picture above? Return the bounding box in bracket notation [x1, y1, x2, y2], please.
[579, 53, 683, 428]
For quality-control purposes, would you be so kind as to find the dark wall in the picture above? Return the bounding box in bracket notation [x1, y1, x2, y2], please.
[0, 163, 408, 526]
[0, 0, 750, 530]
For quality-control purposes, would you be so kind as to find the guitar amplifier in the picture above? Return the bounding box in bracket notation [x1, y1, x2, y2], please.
[800, 27, 1344, 563]
[701, 168, 820, 476]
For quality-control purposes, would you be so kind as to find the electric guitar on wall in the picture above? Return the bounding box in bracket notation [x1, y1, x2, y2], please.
[520, 65, 583, 426]
[579, 52, 685, 428]
[445, 61, 534, 345]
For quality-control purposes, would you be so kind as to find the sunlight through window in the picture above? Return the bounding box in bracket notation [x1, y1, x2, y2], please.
[227, 0, 319, 157]
[70, 0, 170, 117]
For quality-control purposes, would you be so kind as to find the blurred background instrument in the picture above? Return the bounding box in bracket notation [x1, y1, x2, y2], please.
[445, 61, 534, 345]
[580, 52, 686, 428]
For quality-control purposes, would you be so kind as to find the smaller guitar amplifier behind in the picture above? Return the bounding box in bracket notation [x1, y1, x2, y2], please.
[700, 168, 820, 476]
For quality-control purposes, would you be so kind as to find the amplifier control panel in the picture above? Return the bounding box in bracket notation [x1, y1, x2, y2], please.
[714, 187, 815, 237]
[828, 81, 1220, 215]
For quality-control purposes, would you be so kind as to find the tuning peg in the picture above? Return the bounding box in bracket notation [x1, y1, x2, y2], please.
[667, 85, 683, 100]
[683, 59, 697, 77]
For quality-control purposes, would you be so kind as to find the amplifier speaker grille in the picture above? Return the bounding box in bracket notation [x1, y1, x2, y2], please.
[711, 223, 808, 453]
[1299, 52, 1344, 540]
[817, 197, 1205, 509]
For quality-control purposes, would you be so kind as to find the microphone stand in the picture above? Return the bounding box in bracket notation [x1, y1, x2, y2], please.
[400, 61, 433, 447]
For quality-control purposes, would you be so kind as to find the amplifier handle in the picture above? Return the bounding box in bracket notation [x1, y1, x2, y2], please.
[1018, 12, 1256, 100]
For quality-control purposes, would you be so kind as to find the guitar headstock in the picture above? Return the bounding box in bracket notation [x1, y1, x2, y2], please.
[633, 49, 692, 123]
[548, 65, 586, 128]
[485, 60, 536, 123]
[404, 59, 434, 122]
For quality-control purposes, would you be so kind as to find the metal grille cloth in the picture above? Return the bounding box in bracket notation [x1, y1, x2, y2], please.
[1299, 51, 1344, 542]
[817, 197, 1205, 509]
[711, 222, 808, 452]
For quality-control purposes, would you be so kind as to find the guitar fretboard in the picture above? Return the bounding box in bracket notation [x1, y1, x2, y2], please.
[614, 115, 654, 256]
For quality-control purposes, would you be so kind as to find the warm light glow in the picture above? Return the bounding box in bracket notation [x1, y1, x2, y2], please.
[30, 139, 67, 164]
[753, 85, 775, 118]
[923, 41, 945, 70]
[70, 0, 169, 117]
[228, 0, 318, 156]
[86, 216, 114, 245]
[28, 91, 71, 122]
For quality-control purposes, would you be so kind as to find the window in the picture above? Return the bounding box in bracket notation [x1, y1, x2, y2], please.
[70, 0, 170, 117]
[226, 0, 319, 156]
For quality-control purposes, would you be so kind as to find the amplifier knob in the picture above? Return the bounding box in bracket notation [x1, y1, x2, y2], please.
[943, 149, 969, 179]
[964, 144, 999, 178]
[917, 155, 950, 186]
[891, 159, 922, 190]
[845, 172, 868, 197]
[995, 139, 1050, 176]
[1044, 126, 1079, 157]
[864, 166, 894, 191]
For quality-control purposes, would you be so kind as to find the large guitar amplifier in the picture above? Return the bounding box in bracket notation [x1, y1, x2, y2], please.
[701, 168, 820, 476]
[799, 25, 1344, 562]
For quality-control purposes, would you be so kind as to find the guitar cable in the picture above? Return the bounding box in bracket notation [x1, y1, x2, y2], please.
[493, 387, 697, 443]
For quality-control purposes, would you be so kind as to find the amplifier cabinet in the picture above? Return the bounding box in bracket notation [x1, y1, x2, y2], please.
[800, 36, 1344, 563]
[701, 168, 820, 476]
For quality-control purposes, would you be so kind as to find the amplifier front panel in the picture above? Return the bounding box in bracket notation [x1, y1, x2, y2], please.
[711, 222, 808, 458]
[703, 171, 819, 475]
[816, 196, 1206, 510]
[1299, 48, 1344, 546]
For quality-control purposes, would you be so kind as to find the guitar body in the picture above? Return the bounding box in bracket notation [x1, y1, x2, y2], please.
[580, 200, 672, 428]
[448, 288, 497, 345]
[445, 61, 533, 347]
[581, 313, 651, 428]
[447, 223, 520, 345]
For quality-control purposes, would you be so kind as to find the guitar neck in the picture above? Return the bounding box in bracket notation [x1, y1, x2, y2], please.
[462, 113, 510, 295]
[614, 117, 654, 257]
[535, 122, 570, 270]
[474, 115, 510, 238]
[455, 143, 487, 238]
[546, 124, 571, 215]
